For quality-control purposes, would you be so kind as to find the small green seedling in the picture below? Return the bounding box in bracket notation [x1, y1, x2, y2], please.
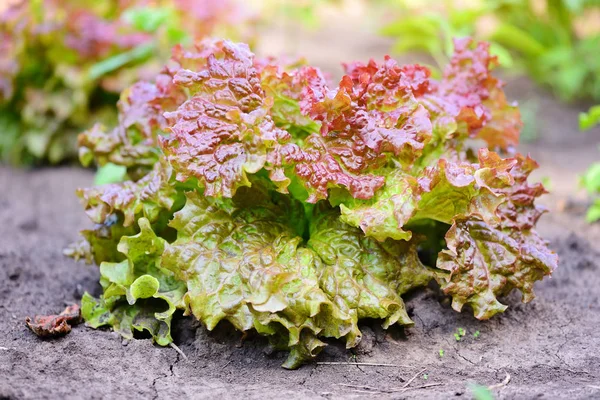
[423, 374, 429, 380]
[438, 349, 445, 358]
[473, 330, 481, 339]
[454, 327, 467, 341]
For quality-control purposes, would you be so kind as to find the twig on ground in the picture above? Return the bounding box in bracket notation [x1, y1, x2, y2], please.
[339, 382, 444, 394]
[316, 362, 412, 368]
[488, 372, 511, 390]
[349, 389, 386, 394]
[169, 342, 188, 361]
[401, 383, 444, 392]
[338, 383, 388, 391]
[335, 365, 444, 395]
[221, 360, 232, 370]
[388, 368, 426, 391]
[402, 368, 427, 389]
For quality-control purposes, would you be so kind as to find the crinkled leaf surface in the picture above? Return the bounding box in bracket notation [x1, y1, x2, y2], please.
[308, 205, 433, 329]
[162, 190, 356, 368]
[435, 153, 556, 319]
[431, 38, 522, 150]
[272, 59, 433, 202]
[436, 216, 557, 319]
[334, 149, 514, 242]
[77, 160, 178, 227]
[78, 75, 185, 169]
[161, 41, 291, 198]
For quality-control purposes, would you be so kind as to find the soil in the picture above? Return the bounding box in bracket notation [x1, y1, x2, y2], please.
[2, 14, 600, 400]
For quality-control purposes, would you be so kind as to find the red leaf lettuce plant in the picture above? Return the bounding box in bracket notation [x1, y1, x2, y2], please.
[0, 0, 252, 164]
[67, 38, 558, 369]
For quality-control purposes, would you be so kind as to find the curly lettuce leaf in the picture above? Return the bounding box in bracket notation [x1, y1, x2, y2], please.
[161, 41, 291, 198]
[76, 216, 138, 265]
[435, 154, 556, 319]
[495, 153, 547, 230]
[308, 205, 433, 329]
[69, 160, 183, 266]
[432, 38, 522, 150]
[77, 160, 178, 227]
[436, 216, 557, 319]
[78, 75, 185, 169]
[259, 63, 323, 139]
[272, 58, 433, 202]
[333, 149, 514, 242]
[331, 169, 420, 242]
[82, 218, 186, 346]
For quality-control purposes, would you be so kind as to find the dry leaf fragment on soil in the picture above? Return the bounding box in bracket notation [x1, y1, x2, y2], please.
[25, 304, 82, 337]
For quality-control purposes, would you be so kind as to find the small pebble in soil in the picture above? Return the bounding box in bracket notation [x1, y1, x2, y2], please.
[73, 284, 85, 299]
[263, 344, 276, 356]
[8, 269, 20, 281]
[18, 219, 38, 232]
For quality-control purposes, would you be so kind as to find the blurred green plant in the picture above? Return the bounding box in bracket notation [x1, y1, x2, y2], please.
[382, 0, 600, 102]
[580, 104, 600, 131]
[469, 383, 495, 400]
[518, 99, 539, 142]
[579, 105, 600, 222]
[261, 0, 342, 29]
[0, 0, 252, 165]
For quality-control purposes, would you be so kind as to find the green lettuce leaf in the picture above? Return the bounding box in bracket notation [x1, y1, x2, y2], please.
[308, 205, 432, 329]
[82, 218, 186, 346]
[333, 149, 514, 242]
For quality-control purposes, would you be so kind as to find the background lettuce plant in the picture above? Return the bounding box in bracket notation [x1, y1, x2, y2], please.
[0, 0, 252, 165]
[67, 38, 558, 369]
[381, 0, 600, 103]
